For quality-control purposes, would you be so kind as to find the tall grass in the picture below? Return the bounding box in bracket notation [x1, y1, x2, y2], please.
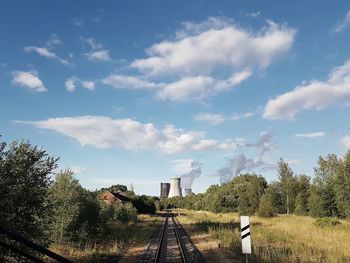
[177, 210, 350, 263]
[49, 214, 160, 262]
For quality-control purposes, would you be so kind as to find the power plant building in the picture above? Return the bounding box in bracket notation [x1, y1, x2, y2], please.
[168, 177, 182, 198]
[160, 182, 170, 199]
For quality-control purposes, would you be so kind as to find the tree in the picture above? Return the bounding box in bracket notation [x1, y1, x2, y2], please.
[294, 175, 310, 215]
[47, 169, 83, 244]
[277, 159, 295, 214]
[312, 154, 342, 217]
[258, 193, 276, 218]
[334, 150, 350, 217]
[0, 139, 58, 244]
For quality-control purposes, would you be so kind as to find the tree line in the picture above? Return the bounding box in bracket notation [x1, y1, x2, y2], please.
[0, 137, 157, 262]
[161, 152, 350, 218]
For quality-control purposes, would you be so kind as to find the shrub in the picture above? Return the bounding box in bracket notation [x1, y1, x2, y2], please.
[258, 193, 276, 218]
[113, 203, 138, 224]
[313, 218, 341, 227]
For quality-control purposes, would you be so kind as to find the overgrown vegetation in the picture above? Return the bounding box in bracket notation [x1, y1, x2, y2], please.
[162, 152, 350, 219]
[0, 137, 158, 262]
[177, 210, 350, 263]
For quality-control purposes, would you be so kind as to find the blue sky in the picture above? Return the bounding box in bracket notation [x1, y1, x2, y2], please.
[1, 1, 350, 195]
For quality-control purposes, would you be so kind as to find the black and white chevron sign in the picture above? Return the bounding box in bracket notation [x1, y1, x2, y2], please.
[240, 216, 252, 254]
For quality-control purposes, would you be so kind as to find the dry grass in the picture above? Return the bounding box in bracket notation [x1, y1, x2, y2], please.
[49, 214, 161, 263]
[176, 209, 350, 263]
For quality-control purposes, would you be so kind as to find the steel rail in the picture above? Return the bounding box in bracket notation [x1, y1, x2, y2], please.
[172, 216, 187, 263]
[154, 215, 169, 263]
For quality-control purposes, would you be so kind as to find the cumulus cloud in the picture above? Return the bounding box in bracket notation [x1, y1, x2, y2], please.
[11, 71, 46, 92]
[101, 18, 295, 102]
[332, 10, 350, 33]
[102, 71, 251, 102]
[65, 77, 76, 92]
[342, 136, 350, 149]
[296, 132, 325, 138]
[85, 50, 111, 61]
[131, 18, 296, 76]
[82, 37, 111, 61]
[16, 116, 239, 154]
[81, 81, 95, 90]
[47, 34, 61, 46]
[195, 111, 254, 125]
[65, 77, 95, 92]
[245, 11, 261, 18]
[24, 46, 70, 66]
[102, 74, 162, 89]
[263, 59, 350, 119]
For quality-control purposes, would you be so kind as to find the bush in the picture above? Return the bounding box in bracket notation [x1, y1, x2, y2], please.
[113, 203, 138, 224]
[258, 193, 276, 218]
[313, 218, 341, 227]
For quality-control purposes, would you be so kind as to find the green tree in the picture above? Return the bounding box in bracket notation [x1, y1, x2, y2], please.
[294, 175, 310, 215]
[334, 150, 350, 217]
[47, 169, 83, 244]
[113, 203, 138, 224]
[312, 154, 342, 217]
[0, 139, 58, 244]
[277, 159, 295, 214]
[258, 193, 276, 218]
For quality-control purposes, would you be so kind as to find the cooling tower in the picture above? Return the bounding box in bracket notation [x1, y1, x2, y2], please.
[160, 182, 170, 198]
[168, 177, 182, 197]
[184, 188, 192, 196]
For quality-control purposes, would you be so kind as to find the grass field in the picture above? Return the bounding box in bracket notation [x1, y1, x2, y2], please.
[49, 214, 160, 263]
[176, 210, 350, 263]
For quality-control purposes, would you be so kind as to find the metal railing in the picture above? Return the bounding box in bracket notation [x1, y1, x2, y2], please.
[0, 225, 74, 263]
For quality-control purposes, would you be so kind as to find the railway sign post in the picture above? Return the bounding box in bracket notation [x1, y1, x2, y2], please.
[240, 216, 251, 263]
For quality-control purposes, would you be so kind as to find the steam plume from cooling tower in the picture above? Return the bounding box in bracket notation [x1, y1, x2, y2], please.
[172, 159, 202, 189]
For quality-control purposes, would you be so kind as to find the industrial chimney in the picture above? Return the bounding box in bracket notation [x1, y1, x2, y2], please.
[168, 177, 182, 197]
[183, 188, 192, 196]
[160, 182, 170, 199]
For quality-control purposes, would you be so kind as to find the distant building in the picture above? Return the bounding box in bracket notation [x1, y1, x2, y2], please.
[98, 190, 131, 205]
[160, 182, 170, 198]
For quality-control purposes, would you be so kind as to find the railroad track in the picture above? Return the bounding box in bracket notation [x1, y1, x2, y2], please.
[136, 213, 205, 263]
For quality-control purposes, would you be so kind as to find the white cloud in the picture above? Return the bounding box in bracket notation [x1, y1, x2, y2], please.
[102, 70, 250, 102]
[332, 10, 350, 33]
[65, 77, 76, 92]
[158, 76, 214, 101]
[92, 178, 159, 186]
[24, 46, 70, 66]
[194, 111, 254, 125]
[263, 59, 350, 119]
[194, 113, 225, 125]
[295, 132, 325, 138]
[245, 11, 261, 18]
[214, 70, 252, 91]
[131, 18, 296, 76]
[113, 18, 295, 102]
[171, 159, 195, 174]
[81, 37, 111, 61]
[342, 136, 350, 149]
[70, 166, 88, 174]
[11, 71, 46, 92]
[85, 50, 111, 61]
[102, 74, 162, 89]
[81, 81, 95, 90]
[82, 37, 102, 50]
[47, 34, 61, 46]
[16, 116, 239, 154]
